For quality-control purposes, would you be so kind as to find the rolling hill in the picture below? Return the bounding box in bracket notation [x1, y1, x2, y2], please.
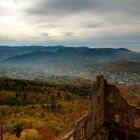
[106, 60, 140, 73]
[4, 47, 140, 64]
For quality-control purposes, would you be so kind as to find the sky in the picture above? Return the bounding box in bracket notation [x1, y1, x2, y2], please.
[0, 0, 140, 51]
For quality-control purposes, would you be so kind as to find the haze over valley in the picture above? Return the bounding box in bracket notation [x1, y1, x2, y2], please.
[0, 46, 140, 84]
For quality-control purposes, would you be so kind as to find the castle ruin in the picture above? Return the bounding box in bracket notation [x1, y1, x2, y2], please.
[63, 75, 140, 140]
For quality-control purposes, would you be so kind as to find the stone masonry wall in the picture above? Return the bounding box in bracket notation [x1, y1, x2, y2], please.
[63, 75, 140, 140]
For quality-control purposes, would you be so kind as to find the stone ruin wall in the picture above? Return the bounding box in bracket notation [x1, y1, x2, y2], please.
[63, 75, 140, 140]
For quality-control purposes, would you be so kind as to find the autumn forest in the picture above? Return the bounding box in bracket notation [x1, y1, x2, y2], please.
[0, 77, 91, 140]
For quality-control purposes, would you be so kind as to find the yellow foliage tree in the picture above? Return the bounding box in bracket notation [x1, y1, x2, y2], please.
[20, 129, 39, 140]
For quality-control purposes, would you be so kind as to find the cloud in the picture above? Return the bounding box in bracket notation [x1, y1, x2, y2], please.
[26, 0, 94, 17]
[23, 0, 140, 37]
[64, 32, 74, 37]
[25, 0, 140, 20]
[0, 0, 140, 51]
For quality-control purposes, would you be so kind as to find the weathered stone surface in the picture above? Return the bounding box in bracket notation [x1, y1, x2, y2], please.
[63, 75, 140, 140]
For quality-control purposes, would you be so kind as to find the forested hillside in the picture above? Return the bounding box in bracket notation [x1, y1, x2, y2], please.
[0, 77, 90, 140]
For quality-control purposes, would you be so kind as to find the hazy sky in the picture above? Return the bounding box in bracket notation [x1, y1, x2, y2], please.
[0, 0, 140, 51]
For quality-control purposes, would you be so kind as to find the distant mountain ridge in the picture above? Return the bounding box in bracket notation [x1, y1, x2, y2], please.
[0, 45, 65, 61]
[3, 46, 139, 61]
[0, 46, 140, 80]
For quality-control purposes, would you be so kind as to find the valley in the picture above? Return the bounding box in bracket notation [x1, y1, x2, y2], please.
[0, 46, 140, 139]
[0, 46, 140, 84]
